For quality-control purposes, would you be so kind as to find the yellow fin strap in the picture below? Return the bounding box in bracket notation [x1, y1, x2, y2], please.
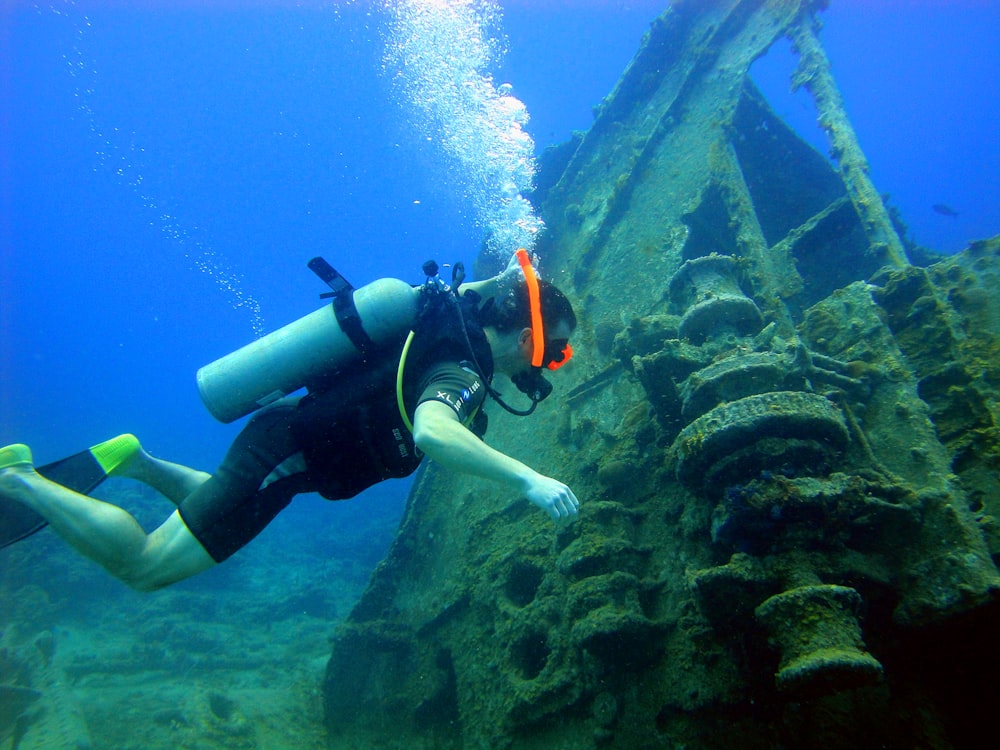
[88, 433, 141, 476]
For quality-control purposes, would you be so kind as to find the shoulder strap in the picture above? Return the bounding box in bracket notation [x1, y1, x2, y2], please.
[307, 257, 375, 358]
[334, 291, 375, 359]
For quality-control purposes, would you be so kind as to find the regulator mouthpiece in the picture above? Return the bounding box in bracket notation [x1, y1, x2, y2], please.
[512, 369, 553, 404]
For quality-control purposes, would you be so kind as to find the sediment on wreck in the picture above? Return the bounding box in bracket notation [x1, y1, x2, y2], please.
[322, 1, 1000, 748]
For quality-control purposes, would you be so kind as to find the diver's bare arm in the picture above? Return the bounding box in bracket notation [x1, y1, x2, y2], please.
[412, 400, 579, 520]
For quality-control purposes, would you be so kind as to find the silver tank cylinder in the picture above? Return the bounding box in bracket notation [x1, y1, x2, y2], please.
[197, 278, 419, 423]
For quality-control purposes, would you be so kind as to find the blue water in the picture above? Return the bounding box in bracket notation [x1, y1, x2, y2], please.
[2, 0, 998, 595]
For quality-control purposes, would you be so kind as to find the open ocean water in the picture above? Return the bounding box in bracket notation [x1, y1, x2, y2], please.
[1, 1, 998, 748]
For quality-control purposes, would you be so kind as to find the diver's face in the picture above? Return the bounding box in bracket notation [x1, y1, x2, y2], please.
[513, 320, 574, 374]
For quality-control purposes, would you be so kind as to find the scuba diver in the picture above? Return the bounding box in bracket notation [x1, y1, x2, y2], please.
[0, 251, 579, 591]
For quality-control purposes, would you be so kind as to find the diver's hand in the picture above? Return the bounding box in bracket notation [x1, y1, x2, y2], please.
[497, 250, 531, 294]
[459, 252, 529, 301]
[503, 251, 522, 276]
[523, 472, 580, 522]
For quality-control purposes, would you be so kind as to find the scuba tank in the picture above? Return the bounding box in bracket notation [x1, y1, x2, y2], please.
[197, 258, 419, 423]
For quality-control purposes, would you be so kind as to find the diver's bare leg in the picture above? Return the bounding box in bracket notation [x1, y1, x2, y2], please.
[116, 448, 211, 504]
[0, 466, 215, 590]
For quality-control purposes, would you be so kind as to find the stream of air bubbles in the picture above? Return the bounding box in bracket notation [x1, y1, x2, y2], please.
[51, 0, 538, 336]
[52, 0, 265, 335]
[380, 0, 544, 262]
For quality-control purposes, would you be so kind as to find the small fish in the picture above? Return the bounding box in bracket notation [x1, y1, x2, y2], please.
[932, 203, 959, 217]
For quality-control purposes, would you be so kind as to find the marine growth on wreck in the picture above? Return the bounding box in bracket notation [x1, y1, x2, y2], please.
[322, 1, 1000, 748]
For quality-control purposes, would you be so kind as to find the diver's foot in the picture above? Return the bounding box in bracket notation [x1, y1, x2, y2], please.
[0, 443, 33, 472]
[0, 444, 35, 499]
[89, 434, 143, 477]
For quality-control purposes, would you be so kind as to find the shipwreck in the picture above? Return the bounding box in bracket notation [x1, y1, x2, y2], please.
[323, 1, 1000, 747]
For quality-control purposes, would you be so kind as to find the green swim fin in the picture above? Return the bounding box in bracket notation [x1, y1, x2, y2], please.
[0, 434, 141, 549]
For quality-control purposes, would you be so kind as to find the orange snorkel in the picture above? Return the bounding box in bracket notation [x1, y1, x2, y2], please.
[515, 248, 574, 372]
[516, 248, 546, 368]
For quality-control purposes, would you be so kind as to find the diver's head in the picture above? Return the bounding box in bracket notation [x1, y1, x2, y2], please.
[481, 273, 577, 385]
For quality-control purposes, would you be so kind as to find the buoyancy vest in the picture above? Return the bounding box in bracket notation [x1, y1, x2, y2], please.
[288, 286, 493, 500]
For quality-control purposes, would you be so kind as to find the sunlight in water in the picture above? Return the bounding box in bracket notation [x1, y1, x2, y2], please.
[380, 0, 544, 262]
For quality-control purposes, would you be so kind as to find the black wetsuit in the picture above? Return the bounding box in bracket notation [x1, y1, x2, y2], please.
[178, 293, 492, 562]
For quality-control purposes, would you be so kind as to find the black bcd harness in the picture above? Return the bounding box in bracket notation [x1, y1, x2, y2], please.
[415, 260, 550, 419]
[307, 255, 550, 420]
